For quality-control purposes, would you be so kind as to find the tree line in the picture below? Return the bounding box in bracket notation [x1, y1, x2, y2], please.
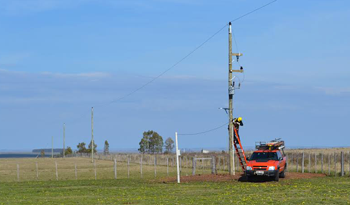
[41, 130, 173, 157]
[138, 130, 174, 154]
[75, 140, 110, 155]
[48, 140, 110, 156]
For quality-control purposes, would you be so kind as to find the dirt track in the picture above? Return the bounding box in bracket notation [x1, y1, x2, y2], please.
[163, 172, 326, 183]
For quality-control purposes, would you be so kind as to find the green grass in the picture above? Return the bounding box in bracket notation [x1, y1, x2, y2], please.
[0, 157, 211, 182]
[1, 157, 349, 204]
[0, 176, 350, 204]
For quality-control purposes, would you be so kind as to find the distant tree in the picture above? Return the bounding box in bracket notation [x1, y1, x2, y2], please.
[40, 150, 45, 157]
[164, 137, 174, 154]
[138, 131, 151, 154]
[88, 140, 97, 154]
[65, 146, 73, 156]
[104, 140, 109, 155]
[77, 142, 87, 153]
[138, 130, 164, 154]
[149, 131, 163, 154]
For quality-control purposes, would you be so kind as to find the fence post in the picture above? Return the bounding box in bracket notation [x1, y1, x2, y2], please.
[36, 162, 39, 180]
[321, 153, 324, 173]
[114, 158, 117, 179]
[314, 153, 317, 173]
[334, 152, 337, 176]
[17, 164, 19, 182]
[302, 152, 304, 173]
[215, 156, 218, 173]
[75, 163, 77, 180]
[192, 157, 196, 176]
[166, 157, 169, 176]
[201, 159, 204, 173]
[127, 156, 130, 178]
[308, 153, 311, 173]
[55, 162, 58, 181]
[211, 156, 216, 174]
[154, 155, 157, 178]
[227, 155, 230, 172]
[186, 156, 189, 169]
[180, 156, 182, 173]
[291, 153, 294, 170]
[341, 151, 344, 177]
[348, 151, 350, 177]
[140, 155, 143, 178]
[296, 154, 299, 172]
[94, 161, 97, 180]
[328, 154, 331, 175]
[223, 156, 226, 171]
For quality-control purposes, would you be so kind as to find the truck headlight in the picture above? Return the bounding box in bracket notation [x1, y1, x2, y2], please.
[268, 166, 275, 170]
[246, 166, 252, 170]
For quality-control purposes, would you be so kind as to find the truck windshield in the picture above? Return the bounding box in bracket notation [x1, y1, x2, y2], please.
[250, 152, 278, 161]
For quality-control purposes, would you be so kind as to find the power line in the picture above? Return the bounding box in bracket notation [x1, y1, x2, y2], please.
[107, 24, 227, 105]
[178, 122, 228, 136]
[53, 0, 278, 126]
[177, 1, 278, 138]
[105, 0, 278, 105]
[229, 0, 278, 23]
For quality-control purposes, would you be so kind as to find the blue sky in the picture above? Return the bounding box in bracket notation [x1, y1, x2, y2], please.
[0, 0, 349, 151]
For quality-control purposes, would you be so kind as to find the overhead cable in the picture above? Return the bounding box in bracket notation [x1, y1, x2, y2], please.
[55, 0, 278, 126]
[105, 0, 278, 105]
[178, 122, 229, 136]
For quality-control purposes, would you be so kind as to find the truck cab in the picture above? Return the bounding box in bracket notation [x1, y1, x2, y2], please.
[245, 139, 287, 181]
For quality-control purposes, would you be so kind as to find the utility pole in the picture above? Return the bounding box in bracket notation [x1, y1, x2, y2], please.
[52, 136, 53, 158]
[91, 107, 94, 163]
[228, 22, 243, 175]
[175, 132, 180, 183]
[63, 123, 65, 158]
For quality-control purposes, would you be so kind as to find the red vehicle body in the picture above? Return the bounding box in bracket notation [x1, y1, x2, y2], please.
[245, 140, 287, 181]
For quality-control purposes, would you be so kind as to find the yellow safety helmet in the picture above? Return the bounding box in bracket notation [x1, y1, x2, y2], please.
[238, 117, 242, 122]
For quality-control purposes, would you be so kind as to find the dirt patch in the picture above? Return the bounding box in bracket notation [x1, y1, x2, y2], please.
[162, 172, 326, 183]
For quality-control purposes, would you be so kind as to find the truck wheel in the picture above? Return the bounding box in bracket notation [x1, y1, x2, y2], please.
[279, 170, 285, 178]
[246, 176, 253, 182]
[274, 173, 279, 181]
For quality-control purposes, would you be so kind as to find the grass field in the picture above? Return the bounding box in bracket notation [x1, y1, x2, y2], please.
[0, 176, 350, 204]
[1, 157, 350, 204]
[0, 157, 225, 182]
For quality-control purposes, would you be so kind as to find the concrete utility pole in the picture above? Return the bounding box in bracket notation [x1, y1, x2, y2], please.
[228, 22, 243, 175]
[91, 107, 94, 163]
[175, 132, 180, 183]
[63, 123, 65, 158]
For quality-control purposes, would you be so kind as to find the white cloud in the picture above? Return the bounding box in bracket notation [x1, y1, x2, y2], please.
[316, 87, 350, 96]
[0, 69, 111, 79]
[41, 71, 112, 78]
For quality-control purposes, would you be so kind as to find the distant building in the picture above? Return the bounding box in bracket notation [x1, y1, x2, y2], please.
[201, 149, 210, 154]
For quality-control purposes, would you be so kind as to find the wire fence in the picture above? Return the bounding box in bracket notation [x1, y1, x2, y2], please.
[285, 151, 350, 176]
[0, 151, 349, 182]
